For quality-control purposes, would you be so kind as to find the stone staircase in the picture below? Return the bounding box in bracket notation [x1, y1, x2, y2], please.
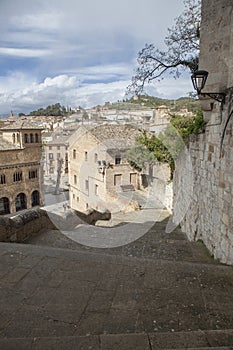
[0, 214, 233, 349]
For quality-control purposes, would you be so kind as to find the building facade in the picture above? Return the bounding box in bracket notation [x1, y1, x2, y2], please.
[68, 125, 142, 212]
[0, 122, 44, 215]
[44, 135, 69, 187]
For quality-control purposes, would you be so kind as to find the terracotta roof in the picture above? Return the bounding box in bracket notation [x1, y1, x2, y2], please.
[0, 121, 44, 131]
[0, 139, 22, 151]
[90, 124, 141, 143]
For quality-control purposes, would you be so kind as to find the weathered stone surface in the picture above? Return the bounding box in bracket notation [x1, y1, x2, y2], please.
[172, 0, 233, 265]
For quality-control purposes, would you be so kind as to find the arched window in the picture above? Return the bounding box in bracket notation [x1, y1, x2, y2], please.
[0, 197, 10, 215]
[17, 133, 20, 143]
[73, 149, 76, 159]
[15, 193, 27, 212]
[35, 133, 39, 143]
[31, 190, 40, 207]
[0, 174, 6, 184]
[13, 171, 22, 182]
[24, 134, 28, 143]
[29, 169, 37, 179]
[30, 133, 34, 143]
[12, 133, 16, 143]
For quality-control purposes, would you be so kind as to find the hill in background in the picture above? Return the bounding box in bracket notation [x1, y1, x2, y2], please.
[106, 95, 200, 113]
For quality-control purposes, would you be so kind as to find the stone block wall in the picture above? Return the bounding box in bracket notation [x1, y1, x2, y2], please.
[0, 207, 111, 243]
[172, 0, 233, 264]
[173, 91, 233, 264]
[0, 209, 56, 243]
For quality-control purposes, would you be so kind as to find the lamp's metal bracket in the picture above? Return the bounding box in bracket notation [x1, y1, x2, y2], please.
[199, 92, 225, 103]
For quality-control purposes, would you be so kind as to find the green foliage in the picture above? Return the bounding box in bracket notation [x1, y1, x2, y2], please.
[128, 111, 205, 180]
[108, 95, 201, 114]
[82, 111, 89, 120]
[170, 110, 205, 143]
[126, 145, 157, 172]
[29, 103, 68, 117]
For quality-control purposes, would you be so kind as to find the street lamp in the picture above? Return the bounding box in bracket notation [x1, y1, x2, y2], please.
[191, 70, 225, 103]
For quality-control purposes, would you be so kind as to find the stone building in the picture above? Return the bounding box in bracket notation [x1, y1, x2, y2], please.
[44, 135, 69, 187]
[0, 122, 44, 215]
[68, 124, 142, 212]
[173, 0, 233, 264]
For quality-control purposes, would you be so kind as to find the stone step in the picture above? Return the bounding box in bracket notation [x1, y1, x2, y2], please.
[26, 225, 217, 265]
[1, 330, 233, 349]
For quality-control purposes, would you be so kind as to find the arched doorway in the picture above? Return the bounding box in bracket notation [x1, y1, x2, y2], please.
[15, 193, 27, 212]
[0, 197, 10, 215]
[31, 190, 40, 207]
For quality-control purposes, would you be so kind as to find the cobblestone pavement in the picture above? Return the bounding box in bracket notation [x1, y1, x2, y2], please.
[1, 214, 233, 349]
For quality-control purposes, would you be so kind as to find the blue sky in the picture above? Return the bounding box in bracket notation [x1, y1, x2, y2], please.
[0, 0, 194, 115]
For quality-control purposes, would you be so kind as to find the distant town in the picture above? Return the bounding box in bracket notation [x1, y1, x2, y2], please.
[0, 95, 199, 216]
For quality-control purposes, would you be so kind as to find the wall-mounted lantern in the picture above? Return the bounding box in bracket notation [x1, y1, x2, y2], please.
[191, 70, 225, 103]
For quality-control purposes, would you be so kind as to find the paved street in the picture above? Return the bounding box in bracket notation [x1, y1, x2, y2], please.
[1, 215, 233, 349]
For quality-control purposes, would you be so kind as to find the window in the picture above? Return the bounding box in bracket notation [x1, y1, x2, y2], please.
[73, 149, 76, 159]
[35, 133, 39, 143]
[77, 196, 79, 202]
[74, 175, 77, 185]
[49, 153, 53, 159]
[17, 133, 20, 143]
[85, 151, 88, 161]
[30, 133, 34, 143]
[86, 203, 89, 209]
[31, 190, 40, 206]
[94, 153, 98, 163]
[0, 174, 6, 184]
[49, 146, 52, 150]
[95, 184, 98, 195]
[85, 180, 89, 190]
[13, 171, 22, 182]
[15, 193, 27, 211]
[57, 153, 61, 160]
[73, 194, 75, 199]
[114, 174, 122, 186]
[29, 170, 38, 179]
[24, 134, 28, 143]
[0, 197, 10, 215]
[57, 146, 60, 150]
[130, 173, 137, 185]
[12, 133, 16, 143]
[115, 154, 121, 165]
[49, 167, 54, 174]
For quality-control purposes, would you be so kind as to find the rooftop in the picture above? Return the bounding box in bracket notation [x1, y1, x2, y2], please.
[0, 138, 22, 151]
[0, 121, 44, 131]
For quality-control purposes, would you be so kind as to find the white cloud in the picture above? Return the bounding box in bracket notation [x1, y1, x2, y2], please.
[0, 47, 51, 57]
[0, 73, 128, 114]
[0, 0, 191, 115]
[11, 13, 62, 32]
[0, 71, 193, 116]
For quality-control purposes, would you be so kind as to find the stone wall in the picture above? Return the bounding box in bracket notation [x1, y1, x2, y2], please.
[0, 207, 111, 243]
[0, 209, 56, 243]
[173, 0, 233, 264]
[173, 90, 233, 264]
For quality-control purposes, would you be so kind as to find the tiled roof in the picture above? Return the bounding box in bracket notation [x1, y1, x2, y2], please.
[47, 135, 70, 145]
[0, 121, 44, 131]
[90, 124, 141, 143]
[0, 139, 22, 151]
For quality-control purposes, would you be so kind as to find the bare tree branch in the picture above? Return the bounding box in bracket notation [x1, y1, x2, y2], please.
[127, 0, 201, 96]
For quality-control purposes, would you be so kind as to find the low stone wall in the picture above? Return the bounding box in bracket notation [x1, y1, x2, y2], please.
[0, 209, 56, 243]
[0, 208, 111, 243]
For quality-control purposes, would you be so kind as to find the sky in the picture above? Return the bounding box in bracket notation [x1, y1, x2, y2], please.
[0, 0, 194, 115]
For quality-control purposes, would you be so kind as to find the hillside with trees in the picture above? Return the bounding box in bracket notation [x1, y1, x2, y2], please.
[106, 95, 201, 113]
[29, 103, 68, 116]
